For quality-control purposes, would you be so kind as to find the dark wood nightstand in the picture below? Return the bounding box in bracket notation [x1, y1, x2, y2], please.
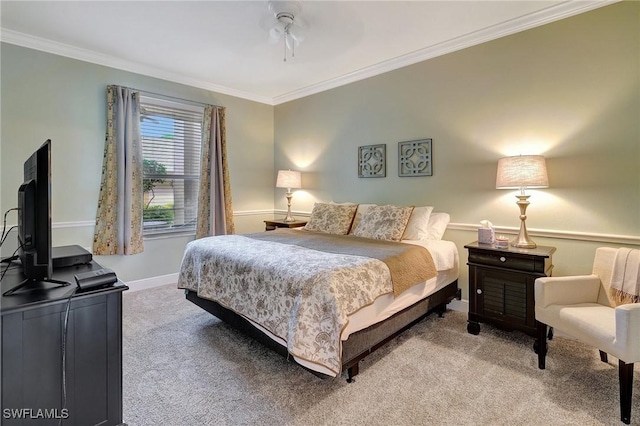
[264, 219, 307, 231]
[465, 241, 555, 337]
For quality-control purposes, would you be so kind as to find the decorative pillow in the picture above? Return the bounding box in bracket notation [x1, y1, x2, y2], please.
[352, 205, 414, 241]
[303, 202, 357, 235]
[426, 212, 450, 240]
[402, 206, 434, 240]
[349, 204, 377, 234]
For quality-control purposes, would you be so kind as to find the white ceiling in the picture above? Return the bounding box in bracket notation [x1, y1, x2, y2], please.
[1, 1, 614, 105]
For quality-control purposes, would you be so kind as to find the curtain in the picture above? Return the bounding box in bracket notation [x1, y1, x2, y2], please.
[93, 85, 144, 255]
[196, 106, 235, 238]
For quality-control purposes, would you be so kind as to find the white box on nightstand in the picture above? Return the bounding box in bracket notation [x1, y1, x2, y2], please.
[477, 228, 495, 245]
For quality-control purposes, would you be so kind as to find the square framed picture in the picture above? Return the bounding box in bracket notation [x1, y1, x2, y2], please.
[398, 139, 432, 177]
[358, 144, 386, 178]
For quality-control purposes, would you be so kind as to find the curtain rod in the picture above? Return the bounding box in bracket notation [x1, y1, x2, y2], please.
[118, 85, 222, 109]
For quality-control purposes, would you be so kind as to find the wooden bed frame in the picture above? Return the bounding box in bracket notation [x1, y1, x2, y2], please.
[185, 279, 460, 381]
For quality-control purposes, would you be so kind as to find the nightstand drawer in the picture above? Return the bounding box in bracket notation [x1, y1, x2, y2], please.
[468, 251, 544, 273]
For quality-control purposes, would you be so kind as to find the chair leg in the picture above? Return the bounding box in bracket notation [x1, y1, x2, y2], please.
[619, 360, 634, 425]
[599, 350, 608, 363]
[536, 321, 547, 370]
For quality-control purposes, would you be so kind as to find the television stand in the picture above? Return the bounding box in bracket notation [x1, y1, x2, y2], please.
[2, 276, 70, 296]
[1, 259, 128, 426]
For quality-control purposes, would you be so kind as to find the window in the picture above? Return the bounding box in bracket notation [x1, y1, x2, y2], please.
[140, 96, 204, 236]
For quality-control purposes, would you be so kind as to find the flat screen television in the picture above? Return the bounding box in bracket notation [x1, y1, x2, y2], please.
[19, 139, 53, 280]
[4, 139, 68, 296]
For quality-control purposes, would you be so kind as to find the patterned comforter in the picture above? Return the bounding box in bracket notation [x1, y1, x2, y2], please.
[178, 229, 437, 376]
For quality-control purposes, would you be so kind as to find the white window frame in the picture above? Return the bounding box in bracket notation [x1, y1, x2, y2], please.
[140, 96, 204, 237]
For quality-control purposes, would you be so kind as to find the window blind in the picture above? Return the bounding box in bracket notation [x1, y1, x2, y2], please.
[140, 97, 204, 235]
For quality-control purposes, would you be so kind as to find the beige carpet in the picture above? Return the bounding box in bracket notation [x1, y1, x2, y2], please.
[122, 284, 639, 425]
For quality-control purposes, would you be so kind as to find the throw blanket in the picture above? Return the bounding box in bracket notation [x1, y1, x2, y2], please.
[178, 230, 436, 376]
[247, 229, 437, 297]
[610, 247, 640, 305]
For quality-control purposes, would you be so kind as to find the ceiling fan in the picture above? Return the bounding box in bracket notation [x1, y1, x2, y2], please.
[267, 1, 306, 62]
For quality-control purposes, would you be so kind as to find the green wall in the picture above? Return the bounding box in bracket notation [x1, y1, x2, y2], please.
[274, 2, 640, 299]
[0, 44, 275, 282]
[1, 2, 638, 297]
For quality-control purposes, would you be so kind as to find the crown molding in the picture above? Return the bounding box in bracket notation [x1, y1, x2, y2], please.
[0, 28, 274, 106]
[1, 0, 618, 106]
[272, 0, 619, 105]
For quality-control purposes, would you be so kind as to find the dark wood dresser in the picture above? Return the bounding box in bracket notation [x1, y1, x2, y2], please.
[1, 260, 127, 426]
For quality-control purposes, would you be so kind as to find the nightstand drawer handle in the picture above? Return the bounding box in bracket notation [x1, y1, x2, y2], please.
[477, 289, 482, 295]
[500, 256, 506, 262]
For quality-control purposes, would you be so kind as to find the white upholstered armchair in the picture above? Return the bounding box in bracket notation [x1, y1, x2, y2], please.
[534, 247, 640, 424]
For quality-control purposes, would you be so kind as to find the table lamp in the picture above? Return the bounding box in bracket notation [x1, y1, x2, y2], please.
[276, 169, 302, 222]
[496, 155, 549, 248]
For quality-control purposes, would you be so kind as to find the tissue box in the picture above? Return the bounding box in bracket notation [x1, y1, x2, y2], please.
[478, 227, 495, 244]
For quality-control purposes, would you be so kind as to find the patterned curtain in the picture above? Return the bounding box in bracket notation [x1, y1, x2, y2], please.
[196, 106, 235, 238]
[92, 85, 144, 255]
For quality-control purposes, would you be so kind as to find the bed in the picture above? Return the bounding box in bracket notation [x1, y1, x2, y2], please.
[178, 203, 460, 380]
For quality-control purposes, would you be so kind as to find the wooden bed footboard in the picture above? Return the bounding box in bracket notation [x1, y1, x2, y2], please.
[185, 280, 460, 381]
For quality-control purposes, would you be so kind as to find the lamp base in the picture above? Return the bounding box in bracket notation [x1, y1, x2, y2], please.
[282, 212, 296, 222]
[511, 230, 537, 249]
[282, 191, 296, 222]
[511, 194, 537, 249]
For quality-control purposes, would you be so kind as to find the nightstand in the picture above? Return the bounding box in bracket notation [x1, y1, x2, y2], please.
[264, 219, 307, 231]
[465, 241, 555, 337]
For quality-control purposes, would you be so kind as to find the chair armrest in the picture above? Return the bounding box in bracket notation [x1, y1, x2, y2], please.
[534, 275, 601, 309]
[615, 304, 640, 363]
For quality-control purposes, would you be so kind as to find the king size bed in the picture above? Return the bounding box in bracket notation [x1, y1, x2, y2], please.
[178, 203, 460, 380]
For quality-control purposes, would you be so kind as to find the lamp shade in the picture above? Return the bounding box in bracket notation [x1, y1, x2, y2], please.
[496, 155, 549, 189]
[276, 170, 302, 189]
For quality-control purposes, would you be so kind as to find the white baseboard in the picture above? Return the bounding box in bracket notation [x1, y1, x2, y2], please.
[447, 298, 469, 313]
[125, 273, 178, 292]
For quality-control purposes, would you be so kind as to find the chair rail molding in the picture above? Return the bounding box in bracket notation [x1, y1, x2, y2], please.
[448, 222, 640, 246]
[7, 213, 637, 246]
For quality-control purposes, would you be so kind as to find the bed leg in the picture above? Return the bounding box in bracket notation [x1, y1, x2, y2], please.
[347, 363, 359, 383]
[436, 303, 446, 318]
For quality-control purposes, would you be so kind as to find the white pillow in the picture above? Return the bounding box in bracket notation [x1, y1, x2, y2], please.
[402, 206, 434, 240]
[426, 212, 450, 240]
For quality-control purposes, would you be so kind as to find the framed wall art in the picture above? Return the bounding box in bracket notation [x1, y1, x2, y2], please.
[398, 139, 432, 177]
[358, 144, 386, 178]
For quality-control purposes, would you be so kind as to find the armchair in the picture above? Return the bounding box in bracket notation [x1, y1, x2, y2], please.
[535, 247, 640, 424]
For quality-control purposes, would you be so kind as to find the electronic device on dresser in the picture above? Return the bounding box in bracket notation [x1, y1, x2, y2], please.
[52, 244, 93, 268]
[4, 139, 69, 296]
